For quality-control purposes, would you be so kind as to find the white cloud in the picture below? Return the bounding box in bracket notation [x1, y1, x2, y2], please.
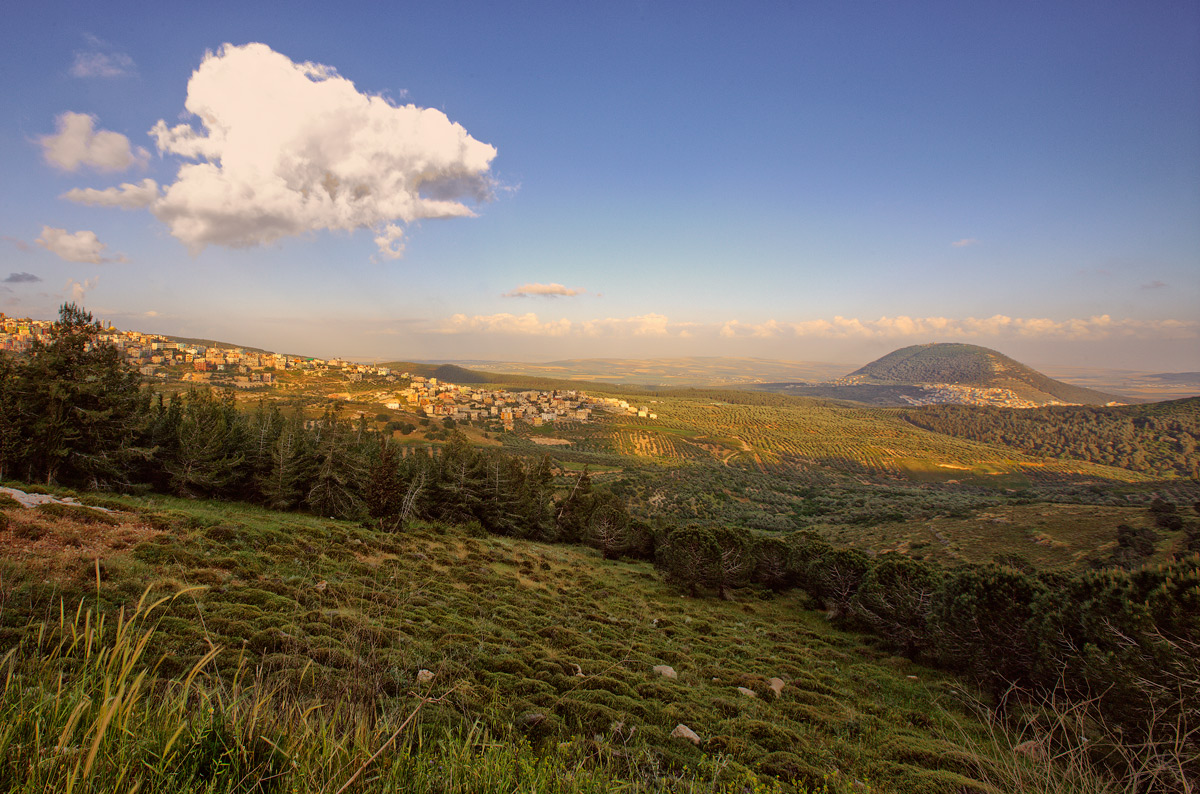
[39, 112, 149, 172]
[732, 314, 1199, 342]
[37, 226, 115, 264]
[951, 238, 979, 247]
[71, 34, 135, 78]
[149, 42, 497, 257]
[72, 52, 134, 78]
[581, 314, 675, 337]
[437, 312, 572, 336]
[503, 282, 586, 298]
[65, 277, 98, 302]
[62, 178, 159, 209]
[720, 319, 783, 339]
[373, 224, 406, 260]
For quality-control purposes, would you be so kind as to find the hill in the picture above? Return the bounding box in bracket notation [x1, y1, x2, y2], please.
[844, 343, 1125, 405]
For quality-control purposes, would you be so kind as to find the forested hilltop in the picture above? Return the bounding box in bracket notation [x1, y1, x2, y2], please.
[1, 305, 1197, 793]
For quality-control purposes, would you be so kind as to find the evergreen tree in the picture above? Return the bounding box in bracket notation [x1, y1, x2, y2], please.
[365, 436, 405, 530]
[555, 466, 594, 542]
[655, 525, 720, 597]
[164, 389, 247, 497]
[259, 418, 312, 511]
[851, 557, 941, 658]
[306, 413, 366, 519]
[583, 490, 632, 559]
[711, 526, 753, 600]
[8, 304, 149, 486]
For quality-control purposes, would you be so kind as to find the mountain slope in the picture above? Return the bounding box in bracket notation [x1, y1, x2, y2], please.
[847, 343, 1124, 405]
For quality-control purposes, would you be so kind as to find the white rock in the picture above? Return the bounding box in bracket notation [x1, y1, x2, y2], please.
[671, 724, 701, 745]
[416, 669, 434, 683]
[653, 665, 677, 679]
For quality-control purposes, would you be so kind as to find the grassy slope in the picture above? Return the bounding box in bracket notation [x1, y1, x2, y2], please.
[0, 490, 1024, 794]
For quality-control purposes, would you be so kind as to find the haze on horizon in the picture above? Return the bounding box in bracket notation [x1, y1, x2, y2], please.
[1, 1, 1197, 373]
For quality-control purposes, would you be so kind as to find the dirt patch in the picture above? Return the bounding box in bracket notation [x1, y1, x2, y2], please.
[0, 501, 161, 579]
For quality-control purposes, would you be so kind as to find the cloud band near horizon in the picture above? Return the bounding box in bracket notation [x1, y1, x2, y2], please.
[431, 312, 1198, 341]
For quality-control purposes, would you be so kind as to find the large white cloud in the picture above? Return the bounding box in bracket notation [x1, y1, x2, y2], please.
[36, 226, 113, 264]
[40, 112, 148, 172]
[148, 43, 497, 257]
[62, 178, 159, 209]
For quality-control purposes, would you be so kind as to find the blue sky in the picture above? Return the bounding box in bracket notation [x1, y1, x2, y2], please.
[1, 0, 1197, 371]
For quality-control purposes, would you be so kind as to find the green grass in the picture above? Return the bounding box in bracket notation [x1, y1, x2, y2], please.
[0, 490, 1168, 792]
[0, 490, 1039, 794]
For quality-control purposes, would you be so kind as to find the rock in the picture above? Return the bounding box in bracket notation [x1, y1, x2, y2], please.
[653, 665, 677, 679]
[737, 686, 757, 698]
[671, 724, 701, 745]
[768, 677, 785, 698]
[416, 669, 434, 684]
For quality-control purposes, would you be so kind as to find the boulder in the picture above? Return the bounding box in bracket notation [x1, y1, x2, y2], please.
[653, 665, 677, 679]
[768, 677, 785, 698]
[737, 686, 757, 698]
[671, 724, 701, 745]
[416, 669, 434, 684]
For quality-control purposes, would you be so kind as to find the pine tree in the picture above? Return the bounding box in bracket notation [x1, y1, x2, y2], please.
[306, 413, 366, 520]
[259, 418, 312, 511]
[164, 389, 247, 497]
[10, 304, 150, 486]
[365, 437, 405, 530]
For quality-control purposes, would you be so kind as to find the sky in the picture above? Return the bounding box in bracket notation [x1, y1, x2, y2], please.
[1, 0, 1198, 372]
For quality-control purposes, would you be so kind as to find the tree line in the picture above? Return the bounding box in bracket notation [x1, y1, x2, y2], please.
[0, 305, 640, 551]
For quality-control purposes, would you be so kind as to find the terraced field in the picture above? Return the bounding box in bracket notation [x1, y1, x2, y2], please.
[518, 396, 1150, 486]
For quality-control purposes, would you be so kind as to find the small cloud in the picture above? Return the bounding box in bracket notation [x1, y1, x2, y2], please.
[950, 238, 979, 248]
[144, 310, 159, 317]
[62, 179, 158, 209]
[39, 112, 149, 172]
[37, 226, 118, 264]
[65, 277, 98, 303]
[503, 282, 586, 298]
[373, 224, 406, 260]
[1140, 280, 1167, 290]
[3, 272, 41, 284]
[70, 34, 135, 78]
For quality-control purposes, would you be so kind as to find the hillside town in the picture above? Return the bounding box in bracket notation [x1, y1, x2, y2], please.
[0, 313, 652, 430]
